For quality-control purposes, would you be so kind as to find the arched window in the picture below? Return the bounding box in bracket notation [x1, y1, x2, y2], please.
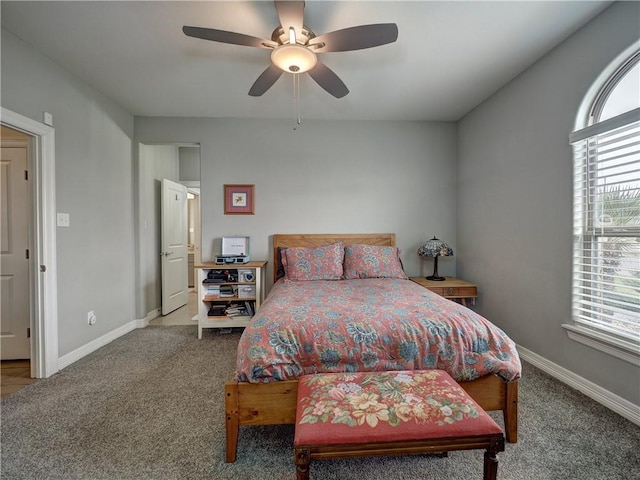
[566, 48, 640, 364]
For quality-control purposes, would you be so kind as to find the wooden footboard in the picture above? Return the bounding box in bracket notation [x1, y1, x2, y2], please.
[459, 374, 518, 444]
[224, 376, 518, 463]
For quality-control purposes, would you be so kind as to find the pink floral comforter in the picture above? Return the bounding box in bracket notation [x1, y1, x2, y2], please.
[236, 278, 521, 384]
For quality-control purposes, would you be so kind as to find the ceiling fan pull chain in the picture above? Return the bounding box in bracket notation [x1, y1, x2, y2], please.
[292, 74, 297, 130]
[292, 73, 301, 130]
[296, 74, 302, 126]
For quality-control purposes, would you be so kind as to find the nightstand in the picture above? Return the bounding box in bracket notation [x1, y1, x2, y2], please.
[196, 261, 267, 338]
[410, 277, 477, 307]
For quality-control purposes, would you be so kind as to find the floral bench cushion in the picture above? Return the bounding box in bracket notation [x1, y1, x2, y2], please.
[294, 370, 503, 447]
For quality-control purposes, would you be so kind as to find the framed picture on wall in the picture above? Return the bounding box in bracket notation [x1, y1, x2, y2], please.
[224, 184, 255, 215]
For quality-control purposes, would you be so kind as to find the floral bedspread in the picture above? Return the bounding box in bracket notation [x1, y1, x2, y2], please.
[236, 278, 521, 384]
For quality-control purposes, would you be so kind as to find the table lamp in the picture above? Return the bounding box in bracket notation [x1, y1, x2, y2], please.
[417, 236, 453, 281]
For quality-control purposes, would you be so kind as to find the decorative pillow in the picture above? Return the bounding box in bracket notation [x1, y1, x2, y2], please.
[282, 242, 344, 281]
[343, 244, 408, 279]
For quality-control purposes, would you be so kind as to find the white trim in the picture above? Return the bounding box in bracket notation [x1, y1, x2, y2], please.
[58, 320, 139, 370]
[569, 107, 640, 143]
[573, 40, 640, 131]
[1, 107, 58, 379]
[517, 345, 640, 427]
[142, 308, 161, 326]
[562, 323, 640, 366]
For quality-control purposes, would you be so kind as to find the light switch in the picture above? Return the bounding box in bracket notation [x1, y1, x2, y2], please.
[57, 213, 70, 227]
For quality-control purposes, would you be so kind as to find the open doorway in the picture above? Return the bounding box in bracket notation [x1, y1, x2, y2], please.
[1, 125, 35, 396]
[179, 144, 202, 292]
[138, 143, 200, 323]
[1, 126, 31, 362]
[1, 107, 58, 380]
[187, 188, 200, 291]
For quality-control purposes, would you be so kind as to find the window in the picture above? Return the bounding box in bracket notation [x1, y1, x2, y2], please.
[566, 50, 640, 364]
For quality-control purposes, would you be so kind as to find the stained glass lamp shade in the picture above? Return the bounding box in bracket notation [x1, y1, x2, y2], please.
[417, 236, 453, 281]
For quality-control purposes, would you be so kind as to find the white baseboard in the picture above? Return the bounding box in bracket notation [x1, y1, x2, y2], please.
[517, 345, 640, 427]
[58, 320, 138, 370]
[137, 308, 160, 328]
[145, 308, 160, 322]
[58, 308, 162, 370]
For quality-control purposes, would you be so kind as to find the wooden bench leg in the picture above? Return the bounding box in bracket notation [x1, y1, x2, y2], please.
[483, 436, 504, 480]
[483, 450, 499, 480]
[295, 447, 311, 480]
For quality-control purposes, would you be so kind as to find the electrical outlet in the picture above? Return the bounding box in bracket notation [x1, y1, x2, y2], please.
[87, 311, 96, 325]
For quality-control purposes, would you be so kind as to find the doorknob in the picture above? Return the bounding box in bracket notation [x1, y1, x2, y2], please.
[161, 251, 174, 257]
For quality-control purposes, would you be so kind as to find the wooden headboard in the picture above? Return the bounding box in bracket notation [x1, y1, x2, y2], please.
[272, 233, 396, 282]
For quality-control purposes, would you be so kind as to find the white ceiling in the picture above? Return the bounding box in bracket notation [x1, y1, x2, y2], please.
[1, 1, 611, 121]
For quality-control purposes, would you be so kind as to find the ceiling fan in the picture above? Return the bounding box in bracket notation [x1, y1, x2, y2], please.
[182, 1, 398, 99]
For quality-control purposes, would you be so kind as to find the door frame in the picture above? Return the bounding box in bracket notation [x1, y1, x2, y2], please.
[1, 107, 58, 378]
[137, 142, 200, 320]
[185, 186, 201, 267]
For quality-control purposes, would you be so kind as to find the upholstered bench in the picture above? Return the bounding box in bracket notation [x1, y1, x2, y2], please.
[294, 370, 505, 480]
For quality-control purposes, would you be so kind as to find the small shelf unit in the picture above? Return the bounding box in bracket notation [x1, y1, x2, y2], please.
[196, 260, 267, 338]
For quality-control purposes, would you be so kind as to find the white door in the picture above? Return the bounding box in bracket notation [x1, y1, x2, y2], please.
[161, 179, 188, 315]
[1, 145, 31, 359]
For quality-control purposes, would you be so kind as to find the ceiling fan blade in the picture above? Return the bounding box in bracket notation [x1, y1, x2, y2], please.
[249, 64, 284, 96]
[309, 23, 398, 53]
[183, 26, 276, 49]
[307, 61, 349, 98]
[275, 1, 304, 38]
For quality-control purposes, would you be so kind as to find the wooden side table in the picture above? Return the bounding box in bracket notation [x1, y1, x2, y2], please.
[410, 277, 477, 307]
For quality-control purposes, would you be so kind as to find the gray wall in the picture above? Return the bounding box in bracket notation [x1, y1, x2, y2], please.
[1, 28, 136, 357]
[134, 117, 458, 317]
[3, 1, 637, 410]
[179, 146, 200, 182]
[457, 1, 640, 404]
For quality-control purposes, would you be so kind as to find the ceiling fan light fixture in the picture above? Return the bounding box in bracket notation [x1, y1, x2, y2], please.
[271, 44, 317, 73]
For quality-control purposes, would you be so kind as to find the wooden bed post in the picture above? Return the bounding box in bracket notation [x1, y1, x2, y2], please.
[225, 381, 240, 463]
[504, 381, 518, 443]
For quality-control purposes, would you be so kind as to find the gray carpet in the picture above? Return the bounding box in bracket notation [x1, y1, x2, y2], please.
[1, 325, 639, 480]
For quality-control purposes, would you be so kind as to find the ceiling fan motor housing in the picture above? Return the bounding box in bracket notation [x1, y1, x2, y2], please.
[270, 25, 319, 73]
[270, 25, 316, 46]
[271, 44, 317, 73]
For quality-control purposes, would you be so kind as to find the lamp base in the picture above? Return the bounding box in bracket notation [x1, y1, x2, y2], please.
[426, 256, 446, 281]
[426, 275, 446, 281]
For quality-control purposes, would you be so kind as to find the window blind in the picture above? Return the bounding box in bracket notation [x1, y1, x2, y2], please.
[571, 109, 640, 342]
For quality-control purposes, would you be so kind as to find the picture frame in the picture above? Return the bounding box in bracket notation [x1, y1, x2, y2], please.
[224, 184, 255, 215]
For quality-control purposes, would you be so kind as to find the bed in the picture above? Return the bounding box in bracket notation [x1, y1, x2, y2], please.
[225, 233, 520, 462]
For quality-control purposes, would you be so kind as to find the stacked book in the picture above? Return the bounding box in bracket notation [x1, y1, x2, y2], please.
[224, 301, 256, 317]
[219, 285, 235, 298]
[225, 303, 246, 317]
[207, 301, 256, 317]
[206, 285, 221, 296]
